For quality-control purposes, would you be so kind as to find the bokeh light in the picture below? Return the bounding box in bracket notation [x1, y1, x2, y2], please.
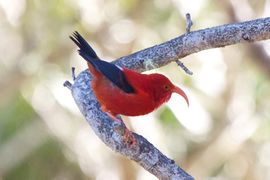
[0, 0, 270, 179]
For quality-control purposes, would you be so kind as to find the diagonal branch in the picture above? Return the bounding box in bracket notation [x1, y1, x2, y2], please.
[65, 17, 270, 179]
[114, 17, 270, 72]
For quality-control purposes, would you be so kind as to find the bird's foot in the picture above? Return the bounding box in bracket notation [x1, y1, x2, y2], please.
[105, 110, 137, 147]
[105, 112, 123, 123]
[123, 128, 137, 147]
[101, 106, 122, 122]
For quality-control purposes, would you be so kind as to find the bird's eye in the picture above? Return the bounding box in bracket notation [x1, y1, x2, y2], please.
[164, 84, 170, 90]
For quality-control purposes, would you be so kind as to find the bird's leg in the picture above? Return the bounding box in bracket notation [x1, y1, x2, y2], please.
[112, 115, 137, 147]
[103, 108, 137, 147]
[107, 112, 122, 122]
[101, 106, 122, 122]
[123, 128, 137, 147]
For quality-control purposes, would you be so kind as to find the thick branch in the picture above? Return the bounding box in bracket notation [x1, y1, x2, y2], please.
[115, 17, 270, 72]
[67, 17, 270, 179]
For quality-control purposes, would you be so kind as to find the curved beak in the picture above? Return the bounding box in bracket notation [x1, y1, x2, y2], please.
[173, 86, 189, 106]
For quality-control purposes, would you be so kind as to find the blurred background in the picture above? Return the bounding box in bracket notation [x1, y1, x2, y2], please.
[0, 0, 270, 179]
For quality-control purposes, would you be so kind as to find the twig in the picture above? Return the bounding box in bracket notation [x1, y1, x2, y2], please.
[185, 13, 193, 34]
[63, 81, 72, 90]
[176, 60, 193, 75]
[114, 17, 270, 72]
[174, 13, 194, 76]
[72, 67, 76, 81]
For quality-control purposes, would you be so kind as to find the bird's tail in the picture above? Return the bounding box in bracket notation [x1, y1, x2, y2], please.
[70, 31, 99, 62]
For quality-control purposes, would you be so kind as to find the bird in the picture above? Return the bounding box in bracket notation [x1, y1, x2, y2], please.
[70, 31, 189, 145]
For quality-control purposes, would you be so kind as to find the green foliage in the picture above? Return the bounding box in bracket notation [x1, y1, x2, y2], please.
[4, 139, 86, 180]
[159, 106, 181, 130]
[0, 94, 36, 143]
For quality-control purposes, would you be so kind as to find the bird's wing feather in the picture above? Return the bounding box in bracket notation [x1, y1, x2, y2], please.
[70, 31, 135, 93]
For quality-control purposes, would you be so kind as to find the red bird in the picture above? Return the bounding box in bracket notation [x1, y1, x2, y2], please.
[70, 32, 189, 119]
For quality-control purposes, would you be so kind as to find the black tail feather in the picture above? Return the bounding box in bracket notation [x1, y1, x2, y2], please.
[70, 31, 135, 93]
[70, 31, 99, 61]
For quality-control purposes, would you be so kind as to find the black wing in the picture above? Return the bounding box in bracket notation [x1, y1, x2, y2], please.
[70, 31, 135, 93]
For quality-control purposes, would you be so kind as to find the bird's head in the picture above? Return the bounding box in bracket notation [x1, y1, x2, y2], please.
[149, 74, 189, 107]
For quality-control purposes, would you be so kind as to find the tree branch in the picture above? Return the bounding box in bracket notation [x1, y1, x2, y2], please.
[65, 17, 270, 179]
[114, 17, 270, 72]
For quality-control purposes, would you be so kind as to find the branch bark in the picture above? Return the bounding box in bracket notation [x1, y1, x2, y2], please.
[65, 17, 270, 179]
[114, 17, 270, 72]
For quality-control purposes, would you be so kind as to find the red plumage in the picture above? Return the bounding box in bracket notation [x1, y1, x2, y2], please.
[70, 32, 189, 119]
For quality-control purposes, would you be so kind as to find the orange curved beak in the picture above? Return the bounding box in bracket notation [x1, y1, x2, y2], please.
[173, 86, 189, 106]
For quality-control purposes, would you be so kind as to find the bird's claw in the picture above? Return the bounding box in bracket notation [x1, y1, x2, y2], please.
[123, 128, 137, 147]
[102, 108, 136, 147]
